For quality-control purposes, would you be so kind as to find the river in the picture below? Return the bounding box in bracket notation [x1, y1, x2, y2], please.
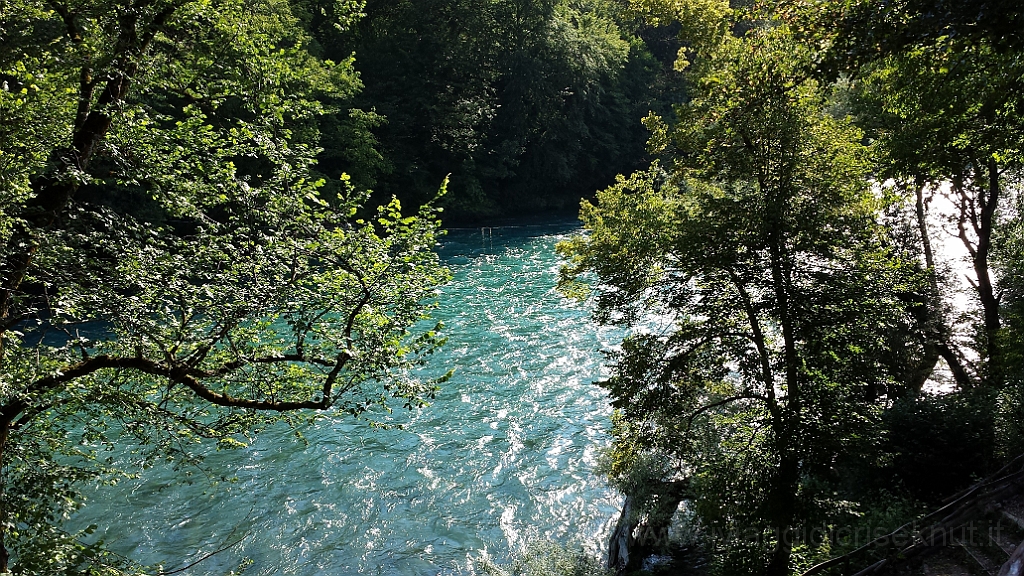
[69, 220, 623, 575]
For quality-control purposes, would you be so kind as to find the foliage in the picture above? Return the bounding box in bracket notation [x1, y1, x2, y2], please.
[333, 0, 664, 219]
[815, 491, 925, 571]
[560, 8, 918, 575]
[0, 0, 449, 571]
[814, 0, 1024, 76]
[557, 1, 1024, 574]
[994, 195, 1024, 457]
[841, 0, 1024, 388]
[883, 390, 997, 502]
[559, 0, 1024, 572]
[620, 0, 729, 69]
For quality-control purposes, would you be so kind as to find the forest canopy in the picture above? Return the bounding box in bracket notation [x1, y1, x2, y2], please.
[560, 0, 1024, 574]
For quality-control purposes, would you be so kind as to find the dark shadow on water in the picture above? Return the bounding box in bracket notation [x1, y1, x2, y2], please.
[439, 215, 582, 261]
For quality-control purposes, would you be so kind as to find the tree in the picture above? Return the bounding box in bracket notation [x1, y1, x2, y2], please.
[820, 0, 1024, 74]
[847, 16, 1024, 389]
[559, 7, 915, 574]
[0, 0, 448, 571]
[993, 193, 1024, 456]
[337, 0, 661, 219]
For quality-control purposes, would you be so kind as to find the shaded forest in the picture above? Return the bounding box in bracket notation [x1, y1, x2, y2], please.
[305, 0, 682, 219]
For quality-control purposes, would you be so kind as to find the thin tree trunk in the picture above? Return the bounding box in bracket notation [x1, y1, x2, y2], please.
[974, 159, 1002, 384]
[766, 199, 798, 576]
[952, 163, 1003, 386]
[911, 183, 943, 390]
[913, 183, 973, 389]
[916, 184, 938, 283]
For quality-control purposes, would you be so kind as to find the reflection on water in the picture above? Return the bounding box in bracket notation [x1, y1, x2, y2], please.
[70, 220, 624, 575]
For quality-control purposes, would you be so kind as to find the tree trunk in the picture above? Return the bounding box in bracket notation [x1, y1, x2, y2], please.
[765, 449, 799, 576]
[608, 495, 636, 574]
[975, 159, 1002, 385]
[763, 180, 799, 576]
[910, 182, 973, 390]
[952, 162, 1003, 386]
[916, 183, 940, 295]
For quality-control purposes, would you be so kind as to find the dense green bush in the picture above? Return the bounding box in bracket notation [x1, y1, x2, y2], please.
[883, 391, 997, 502]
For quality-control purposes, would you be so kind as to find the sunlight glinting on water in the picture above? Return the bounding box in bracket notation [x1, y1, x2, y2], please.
[71, 221, 623, 575]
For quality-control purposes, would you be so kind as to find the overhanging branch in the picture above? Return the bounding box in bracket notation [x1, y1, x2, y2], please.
[17, 353, 343, 416]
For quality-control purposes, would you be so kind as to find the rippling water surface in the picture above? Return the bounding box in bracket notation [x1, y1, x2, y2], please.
[72, 221, 624, 575]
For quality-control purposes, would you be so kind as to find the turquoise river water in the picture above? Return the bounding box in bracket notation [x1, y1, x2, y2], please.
[70, 221, 625, 575]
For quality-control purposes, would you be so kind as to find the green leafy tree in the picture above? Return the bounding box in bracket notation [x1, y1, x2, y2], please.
[560, 7, 915, 574]
[338, 0, 660, 219]
[993, 195, 1024, 456]
[820, 0, 1024, 73]
[847, 19, 1024, 389]
[0, 0, 448, 571]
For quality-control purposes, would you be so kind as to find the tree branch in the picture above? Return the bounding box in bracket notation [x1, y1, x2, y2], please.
[45, 0, 83, 42]
[191, 352, 336, 378]
[16, 353, 342, 416]
[686, 393, 771, 428]
[727, 269, 782, 423]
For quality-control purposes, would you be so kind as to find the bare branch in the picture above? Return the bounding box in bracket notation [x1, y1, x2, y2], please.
[157, 535, 247, 576]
